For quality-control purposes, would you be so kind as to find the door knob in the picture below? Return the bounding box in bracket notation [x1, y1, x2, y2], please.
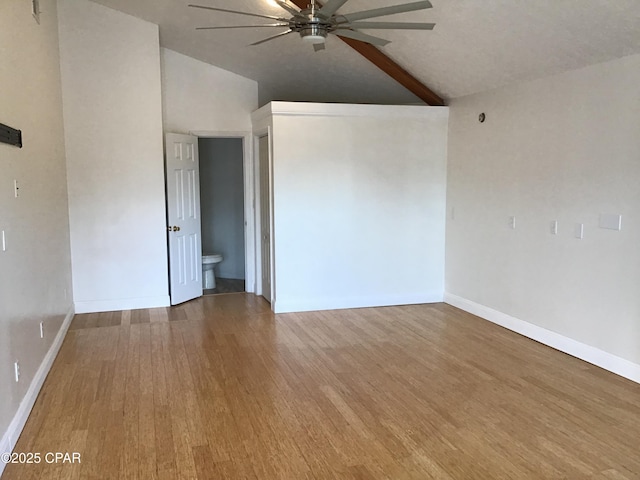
[173, 226, 181, 232]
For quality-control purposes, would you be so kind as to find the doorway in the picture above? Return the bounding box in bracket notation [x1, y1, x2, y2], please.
[199, 136, 249, 295]
[165, 130, 257, 306]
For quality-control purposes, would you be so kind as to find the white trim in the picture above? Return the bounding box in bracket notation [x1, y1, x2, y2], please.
[273, 292, 444, 314]
[243, 133, 255, 293]
[189, 130, 248, 139]
[267, 127, 276, 306]
[251, 102, 449, 124]
[444, 293, 640, 384]
[0, 306, 75, 476]
[265, 101, 450, 119]
[252, 127, 274, 301]
[253, 133, 263, 296]
[74, 295, 170, 314]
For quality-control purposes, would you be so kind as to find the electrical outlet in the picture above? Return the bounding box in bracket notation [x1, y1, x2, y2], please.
[599, 214, 622, 231]
[550, 220, 558, 235]
[40, 321, 44, 339]
[14, 361, 20, 382]
[1, 230, 5, 251]
[575, 223, 584, 240]
[14, 179, 19, 198]
[509, 216, 516, 229]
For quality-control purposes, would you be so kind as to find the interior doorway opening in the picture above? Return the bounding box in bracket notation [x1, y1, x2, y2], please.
[199, 137, 246, 295]
[165, 130, 256, 306]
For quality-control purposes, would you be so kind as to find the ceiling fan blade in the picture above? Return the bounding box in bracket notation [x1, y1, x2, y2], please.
[250, 30, 293, 46]
[188, 4, 288, 22]
[318, 0, 349, 17]
[197, 24, 290, 30]
[274, 0, 303, 17]
[334, 29, 390, 46]
[344, 21, 435, 30]
[313, 43, 326, 52]
[341, 1, 432, 22]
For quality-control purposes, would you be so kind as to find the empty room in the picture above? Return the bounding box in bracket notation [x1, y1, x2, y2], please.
[1, 0, 639, 478]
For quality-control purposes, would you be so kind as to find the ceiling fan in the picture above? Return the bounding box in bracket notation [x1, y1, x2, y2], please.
[188, 0, 435, 51]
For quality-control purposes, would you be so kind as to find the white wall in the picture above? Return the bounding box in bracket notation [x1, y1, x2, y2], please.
[161, 48, 258, 134]
[0, 0, 74, 469]
[199, 138, 246, 279]
[58, 0, 169, 313]
[446, 54, 640, 375]
[256, 102, 449, 313]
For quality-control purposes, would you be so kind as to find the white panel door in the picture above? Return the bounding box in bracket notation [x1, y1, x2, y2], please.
[259, 135, 271, 303]
[165, 133, 202, 305]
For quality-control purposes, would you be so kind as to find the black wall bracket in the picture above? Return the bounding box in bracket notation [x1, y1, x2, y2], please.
[0, 122, 23, 148]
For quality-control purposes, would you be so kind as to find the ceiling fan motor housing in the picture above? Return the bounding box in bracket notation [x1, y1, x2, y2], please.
[296, 8, 332, 44]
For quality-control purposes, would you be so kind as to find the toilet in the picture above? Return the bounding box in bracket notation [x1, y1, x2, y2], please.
[202, 253, 223, 289]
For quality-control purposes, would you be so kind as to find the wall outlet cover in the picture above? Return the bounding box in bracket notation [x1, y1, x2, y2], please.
[599, 214, 622, 231]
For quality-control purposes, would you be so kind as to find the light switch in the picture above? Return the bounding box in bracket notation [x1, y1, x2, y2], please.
[574, 223, 584, 240]
[1, 230, 5, 251]
[550, 220, 558, 235]
[509, 216, 516, 229]
[599, 214, 622, 231]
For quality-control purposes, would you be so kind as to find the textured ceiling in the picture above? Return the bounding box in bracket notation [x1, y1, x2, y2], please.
[89, 0, 640, 104]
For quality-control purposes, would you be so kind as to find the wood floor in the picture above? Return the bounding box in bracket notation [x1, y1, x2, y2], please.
[3, 295, 640, 479]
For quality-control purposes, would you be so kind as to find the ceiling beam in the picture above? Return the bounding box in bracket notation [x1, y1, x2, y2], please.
[337, 37, 444, 106]
[288, 0, 445, 106]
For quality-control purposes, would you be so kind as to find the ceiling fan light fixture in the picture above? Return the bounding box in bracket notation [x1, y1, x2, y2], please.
[300, 25, 328, 44]
[301, 33, 326, 44]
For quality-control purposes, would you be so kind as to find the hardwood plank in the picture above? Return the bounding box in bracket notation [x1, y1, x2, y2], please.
[154, 406, 177, 480]
[4, 296, 640, 480]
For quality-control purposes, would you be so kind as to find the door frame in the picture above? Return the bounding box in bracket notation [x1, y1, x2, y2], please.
[190, 130, 256, 293]
[252, 126, 275, 303]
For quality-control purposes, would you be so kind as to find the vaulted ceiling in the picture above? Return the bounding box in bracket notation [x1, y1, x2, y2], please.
[89, 0, 640, 105]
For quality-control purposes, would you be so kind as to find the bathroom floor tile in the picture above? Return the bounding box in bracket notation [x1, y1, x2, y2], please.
[203, 277, 245, 296]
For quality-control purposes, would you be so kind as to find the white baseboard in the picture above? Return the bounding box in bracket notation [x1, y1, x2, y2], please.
[444, 293, 640, 385]
[273, 291, 444, 314]
[0, 306, 75, 476]
[74, 295, 170, 314]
